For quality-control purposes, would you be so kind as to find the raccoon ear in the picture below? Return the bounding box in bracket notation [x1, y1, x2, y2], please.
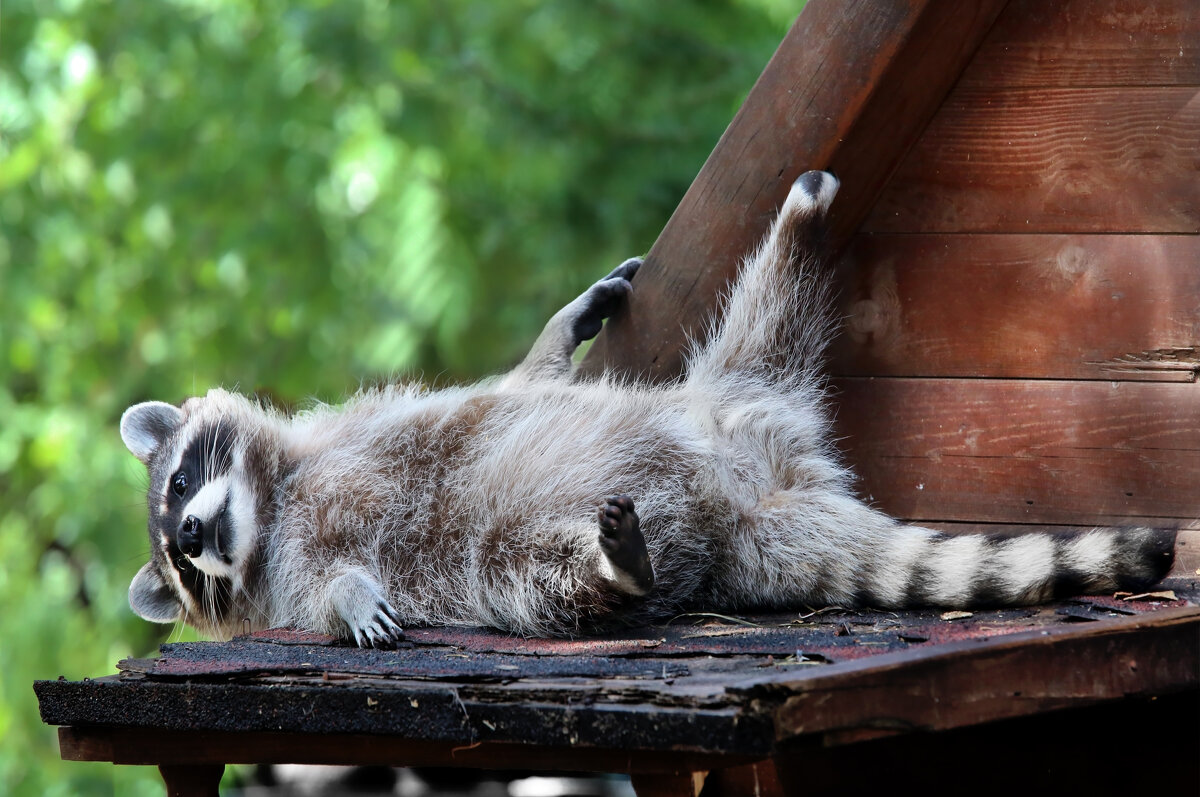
[129, 562, 182, 624]
[121, 402, 182, 463]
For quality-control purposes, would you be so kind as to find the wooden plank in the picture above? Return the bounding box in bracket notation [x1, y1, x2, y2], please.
[581, 0, 1010, 382]
[831, 378, 1200, 525]
[829, 234, 1200, 381]
[57, 726, 756, 774]
[959, 0, 1200, 88]
[864, 87, 1200, 233]
[39, 676, 775, 757]
[762, 607, 1200, 740]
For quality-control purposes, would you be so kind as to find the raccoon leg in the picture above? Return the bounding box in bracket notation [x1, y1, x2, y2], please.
[327, 568, 405, 648]
[500, 257, 641, 387]
[472, 499, 654, 636]
[686, 171, 838, 389]
[597, 494, 655, 595]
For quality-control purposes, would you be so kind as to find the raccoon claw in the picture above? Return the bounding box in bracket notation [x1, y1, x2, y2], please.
[597, 495, 654, 596]
[353, 602, 405, 649]
[329, 570, 406, 649]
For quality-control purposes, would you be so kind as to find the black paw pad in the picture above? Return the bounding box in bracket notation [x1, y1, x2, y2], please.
[597, 495, 654, 594]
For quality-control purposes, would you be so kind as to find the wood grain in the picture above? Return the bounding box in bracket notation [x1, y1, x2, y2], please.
[960, 0, 1200, 88]
[829, 233, 1200, 380]
[864, 87, 1200, 233]
[581, 0, 1010, 382]
[831, 378, 1200, 525]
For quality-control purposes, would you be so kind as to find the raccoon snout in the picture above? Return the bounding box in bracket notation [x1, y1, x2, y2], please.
[178, 515, 204, 557]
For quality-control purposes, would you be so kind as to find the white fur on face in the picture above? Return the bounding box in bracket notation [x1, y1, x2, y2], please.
[225, 447, 260, 589]
[182, 476, 237, 577]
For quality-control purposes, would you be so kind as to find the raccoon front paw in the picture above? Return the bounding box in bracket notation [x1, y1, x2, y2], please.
[597, 494, 654, 595]
[329, 571, 406, 649]
[571, 258, 642, 343]
[349, 600, 406, 650]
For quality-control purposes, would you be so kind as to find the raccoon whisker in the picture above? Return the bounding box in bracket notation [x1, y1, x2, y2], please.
[238, 582, 270, 631]
[206, 417, 221, 485]
[205, 571, 220, 635]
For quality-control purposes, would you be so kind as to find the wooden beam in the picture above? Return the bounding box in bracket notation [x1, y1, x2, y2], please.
[959, 0, 1200, 88]
[761, 607, 1200, 742]
[865, 87, 1200, 234]
[581, 0, 1010, 382]
[832, 378, 1200, 525]
[829, 234, 1200, 381]
[57, 726, 755, 774]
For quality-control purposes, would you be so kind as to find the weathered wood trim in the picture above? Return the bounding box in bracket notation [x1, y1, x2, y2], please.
[757, 607, 1200, 743]
[581, 0, 1010, 382]
[57, 726, 757, 774]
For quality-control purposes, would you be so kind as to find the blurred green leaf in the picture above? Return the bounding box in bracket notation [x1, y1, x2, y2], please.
[0, 1, 799, 792]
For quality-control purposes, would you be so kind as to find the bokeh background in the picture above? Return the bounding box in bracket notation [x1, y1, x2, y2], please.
[0, 1, 801, 793]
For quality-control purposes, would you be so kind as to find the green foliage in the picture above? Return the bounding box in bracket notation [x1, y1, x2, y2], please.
[0, 0, 799, 793]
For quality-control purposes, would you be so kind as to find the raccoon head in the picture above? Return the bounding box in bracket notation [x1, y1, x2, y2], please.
[121, 388, 279, 638]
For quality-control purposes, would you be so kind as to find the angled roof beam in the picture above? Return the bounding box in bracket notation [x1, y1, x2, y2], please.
[583, 0, 1010, 382]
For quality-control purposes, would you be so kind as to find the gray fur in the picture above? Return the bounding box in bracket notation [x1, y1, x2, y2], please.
[122, 170, 1176, 645]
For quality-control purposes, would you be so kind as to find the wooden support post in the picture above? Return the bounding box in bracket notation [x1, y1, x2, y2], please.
[631, 770, 708, 797]
[157, 764, 224, 797]
[700, 760, 783, 797]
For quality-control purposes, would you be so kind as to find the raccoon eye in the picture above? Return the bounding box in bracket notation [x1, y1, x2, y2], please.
[171, 471, 188, 497]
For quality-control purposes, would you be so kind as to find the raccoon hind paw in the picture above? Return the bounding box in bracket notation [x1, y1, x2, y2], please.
[598, 494, 655, 595]
[787, 170, 839, 217]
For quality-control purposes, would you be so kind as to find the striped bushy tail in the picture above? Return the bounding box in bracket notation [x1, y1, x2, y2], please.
[860, 526, 1178, 609]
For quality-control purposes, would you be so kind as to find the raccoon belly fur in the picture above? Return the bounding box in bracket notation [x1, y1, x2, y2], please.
[120, 170, 1178, 646]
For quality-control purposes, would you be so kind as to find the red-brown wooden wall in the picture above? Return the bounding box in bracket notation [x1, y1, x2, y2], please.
[584, 0, 1199, 537]
[829, 0, 1200, 532]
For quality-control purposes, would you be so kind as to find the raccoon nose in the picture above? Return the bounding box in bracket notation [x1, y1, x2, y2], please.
[178, 515, 204, 557]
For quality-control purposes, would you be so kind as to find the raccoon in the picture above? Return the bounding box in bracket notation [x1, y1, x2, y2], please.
[121, 171, 1177, 646]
